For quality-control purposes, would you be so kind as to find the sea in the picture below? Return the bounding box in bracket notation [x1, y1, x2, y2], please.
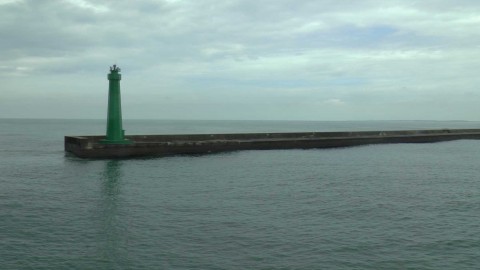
[1, 119, 480, 270]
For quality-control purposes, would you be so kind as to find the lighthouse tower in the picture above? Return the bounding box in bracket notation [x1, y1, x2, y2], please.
[100, 64, 131, 144]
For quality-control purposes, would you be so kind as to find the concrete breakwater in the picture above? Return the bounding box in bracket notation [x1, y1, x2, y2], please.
[65, 129, 480, 158]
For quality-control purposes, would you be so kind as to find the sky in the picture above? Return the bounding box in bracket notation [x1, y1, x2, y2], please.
[2, 0, 480, 120]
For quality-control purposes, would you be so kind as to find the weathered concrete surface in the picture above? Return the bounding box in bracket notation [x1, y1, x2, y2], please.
[65, 129, 480, 159]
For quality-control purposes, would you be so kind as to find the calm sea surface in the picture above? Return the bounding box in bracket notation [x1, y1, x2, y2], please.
[1, 119, 480, 269]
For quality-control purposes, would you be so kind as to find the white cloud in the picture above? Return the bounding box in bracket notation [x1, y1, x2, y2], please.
[324, 99, 346, 106]
[64, 0, 109, 13]
[0, 0, 21, 5]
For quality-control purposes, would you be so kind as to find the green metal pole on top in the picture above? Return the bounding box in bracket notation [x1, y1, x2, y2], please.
[100, 64, 132, 144]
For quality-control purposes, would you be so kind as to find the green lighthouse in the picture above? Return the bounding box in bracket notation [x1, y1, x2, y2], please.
[100, 64, 131, 144]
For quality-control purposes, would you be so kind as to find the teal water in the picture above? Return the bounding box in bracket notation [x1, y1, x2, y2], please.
[1, 119, 480, 269]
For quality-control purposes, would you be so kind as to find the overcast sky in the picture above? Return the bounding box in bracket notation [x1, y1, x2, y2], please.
[2, 0, 480, 120]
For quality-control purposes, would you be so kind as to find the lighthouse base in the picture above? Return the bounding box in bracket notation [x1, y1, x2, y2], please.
[99, 139, 133, 145]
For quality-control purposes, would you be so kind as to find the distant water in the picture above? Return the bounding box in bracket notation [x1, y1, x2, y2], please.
[1, 119, 480, 269]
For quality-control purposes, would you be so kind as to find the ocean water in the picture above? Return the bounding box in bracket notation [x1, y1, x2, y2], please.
[1, 119, 480, 269]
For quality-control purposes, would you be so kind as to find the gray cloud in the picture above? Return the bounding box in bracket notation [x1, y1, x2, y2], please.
[1, 0, 480, 120]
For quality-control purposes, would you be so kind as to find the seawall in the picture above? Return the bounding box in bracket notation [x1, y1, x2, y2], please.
[65, 129, 480, 158]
